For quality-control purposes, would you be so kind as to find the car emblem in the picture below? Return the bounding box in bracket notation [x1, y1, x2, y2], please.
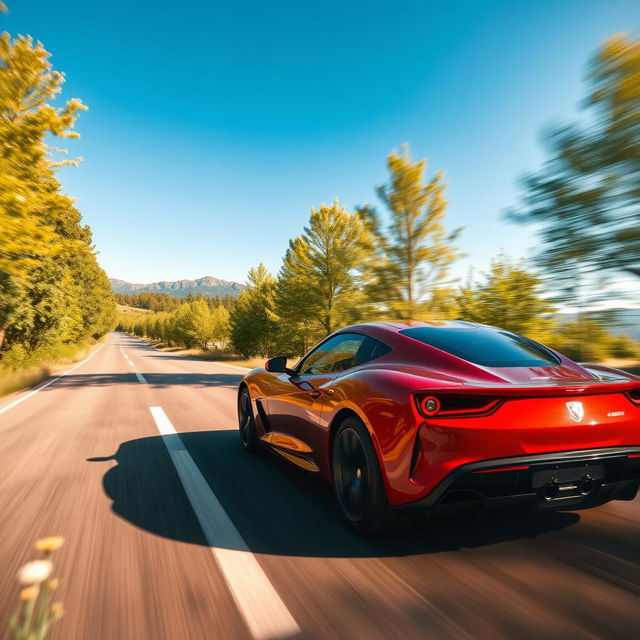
[566, 401, 584, 423]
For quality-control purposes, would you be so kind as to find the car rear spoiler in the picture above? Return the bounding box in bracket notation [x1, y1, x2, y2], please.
[441, 379, 640, 398]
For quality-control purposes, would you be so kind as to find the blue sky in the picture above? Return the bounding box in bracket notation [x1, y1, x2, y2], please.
[4, 1, 639, 288]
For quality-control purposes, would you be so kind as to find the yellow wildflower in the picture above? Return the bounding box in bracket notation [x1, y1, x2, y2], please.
[51, 602, 64, 617]
[48, 578, 59, 590]
[20, 586, 39, 601]
[35, 536, 64, 552]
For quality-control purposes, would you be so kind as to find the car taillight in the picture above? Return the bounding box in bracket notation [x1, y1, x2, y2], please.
[626, 387, 640, 406]
[415, 394, 502, 418]
[420, 396, 441, 416]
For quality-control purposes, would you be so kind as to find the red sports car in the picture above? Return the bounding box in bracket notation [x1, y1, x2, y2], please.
[237, 321, 640, 533]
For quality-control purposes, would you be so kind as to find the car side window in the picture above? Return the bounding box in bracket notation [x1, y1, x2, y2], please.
[298, 334, 391, 375]
[299, 334, 367, 375]
[355, 336, 392, 364]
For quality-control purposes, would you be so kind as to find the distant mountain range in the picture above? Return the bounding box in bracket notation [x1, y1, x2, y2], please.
[109, 276, 245, 298]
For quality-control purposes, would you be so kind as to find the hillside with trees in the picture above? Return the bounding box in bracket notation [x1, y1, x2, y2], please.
[110, 276, 244, 298]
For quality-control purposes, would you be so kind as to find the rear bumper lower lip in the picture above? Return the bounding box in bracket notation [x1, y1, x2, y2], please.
[399, 446, 640, 511]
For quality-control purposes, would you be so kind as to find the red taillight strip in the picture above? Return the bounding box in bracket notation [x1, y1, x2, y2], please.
[473, 464, 529, 474]
[437, 398, 502, 417]
[414, 395, 503, 419]
[628, 454, 640, 459]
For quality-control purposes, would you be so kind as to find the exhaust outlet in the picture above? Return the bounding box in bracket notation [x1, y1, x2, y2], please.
[578, 475, 594, 496]
[542, 482, 559, 501]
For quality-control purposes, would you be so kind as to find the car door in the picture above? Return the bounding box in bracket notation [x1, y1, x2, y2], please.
[265, 333, 368, 456]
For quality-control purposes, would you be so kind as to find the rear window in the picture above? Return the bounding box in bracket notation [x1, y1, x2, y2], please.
[400, 326, 561, 367]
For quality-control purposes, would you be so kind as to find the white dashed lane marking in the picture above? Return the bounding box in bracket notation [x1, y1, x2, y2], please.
[149, 406, 300, 640]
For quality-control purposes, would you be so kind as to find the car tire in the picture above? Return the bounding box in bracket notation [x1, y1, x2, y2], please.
[332, 416, 409, 534]
[238, 387, 260, 453]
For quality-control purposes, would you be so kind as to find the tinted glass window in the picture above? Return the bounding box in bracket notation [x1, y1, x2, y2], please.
[299, 334, 391, 375]
[400, 327, 560, 367]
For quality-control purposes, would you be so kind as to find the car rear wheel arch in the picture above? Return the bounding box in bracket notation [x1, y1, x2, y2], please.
[238, 383, 260, 453]
[330, 413, 408, 533]
[237, 381, 248, 401]
[329, 408, 385, 478]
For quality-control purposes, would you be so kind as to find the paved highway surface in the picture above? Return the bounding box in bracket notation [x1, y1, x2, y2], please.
[1, 332, 640, 639]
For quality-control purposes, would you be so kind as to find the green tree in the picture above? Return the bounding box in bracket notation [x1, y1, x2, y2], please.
[359, 146, 463, 319]
[456, 255, 554, 339]
[276, 201, 373, 351]
[0, 32, 115, 362]
[230, 265, 280, 357]
[608, 334, 640, 359]
[167, 300, 210, 349]
[548, 319, 614, 363]
[509, 35, 640, 304]
[210, 304, 230, 348]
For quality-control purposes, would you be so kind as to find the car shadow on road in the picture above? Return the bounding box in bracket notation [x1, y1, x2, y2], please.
[89, 430, 588, 558]
[49, 373, 241, 389]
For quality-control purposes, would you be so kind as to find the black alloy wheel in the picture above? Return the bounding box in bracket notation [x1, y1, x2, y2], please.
[332, 416, 408, 534]
[238, 387, 260, 453]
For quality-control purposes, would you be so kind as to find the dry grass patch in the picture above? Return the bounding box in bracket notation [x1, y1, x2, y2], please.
[0, 339, 106, 399]
[139, 338, 282, 370]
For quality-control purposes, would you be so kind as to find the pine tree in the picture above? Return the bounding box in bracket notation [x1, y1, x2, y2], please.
[359, 146, 463, 320]
[230, 265, 279, 357]
[456, 254, 554, 340]
[275, 201, 373, 351]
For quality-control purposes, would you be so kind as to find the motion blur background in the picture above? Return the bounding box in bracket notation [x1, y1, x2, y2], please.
[1, 0, 639, 381]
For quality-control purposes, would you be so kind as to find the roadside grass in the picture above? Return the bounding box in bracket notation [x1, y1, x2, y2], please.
[146, 340, 267, 369]
[138, 338, 280, 369]
[0, 338, 106, 399]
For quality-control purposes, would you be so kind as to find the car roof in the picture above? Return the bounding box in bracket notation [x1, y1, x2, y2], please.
[338, 320, 483, 336]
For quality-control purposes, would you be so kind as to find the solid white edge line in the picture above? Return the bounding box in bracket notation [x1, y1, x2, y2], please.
[0, 342, 106, 415]
[135, 373, 147, 383]
[149, 407, 300, 640]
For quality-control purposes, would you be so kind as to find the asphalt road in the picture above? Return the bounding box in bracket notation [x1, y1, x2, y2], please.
[1, 332, 640, 640]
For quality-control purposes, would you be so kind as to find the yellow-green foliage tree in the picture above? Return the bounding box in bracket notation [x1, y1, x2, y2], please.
[276, 201, 373, 353]
[549, 319, 615, 363]
[359, 146, 463, 320]
[456, 255, 555, 341]
[0, 31, 115, 365]
[117, 300, 230, 351]
[230, 264, 280, 357]
[509, 35, 640, 304]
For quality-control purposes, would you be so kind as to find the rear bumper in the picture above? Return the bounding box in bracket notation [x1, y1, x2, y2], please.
[398, 446, 640, 513]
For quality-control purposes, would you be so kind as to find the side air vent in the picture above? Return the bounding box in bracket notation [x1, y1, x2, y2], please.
[626, 387, 640, 406]
[255, 399, 272, 432]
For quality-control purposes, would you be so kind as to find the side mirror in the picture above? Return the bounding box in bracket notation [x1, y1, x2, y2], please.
[265, 356, 296, 376]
